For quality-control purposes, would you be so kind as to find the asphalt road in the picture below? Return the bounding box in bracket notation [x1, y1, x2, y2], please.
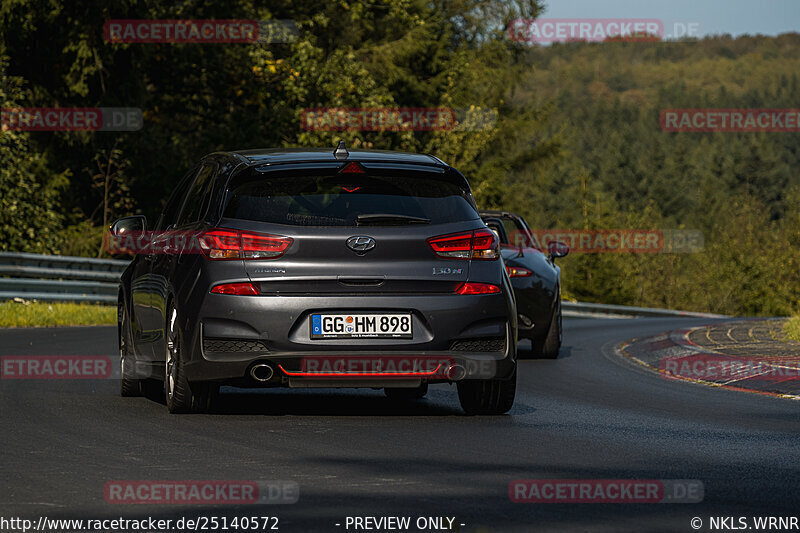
[1, 318, 799, 533]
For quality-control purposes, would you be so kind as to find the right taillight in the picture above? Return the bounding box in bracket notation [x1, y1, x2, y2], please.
[428, 229, 499, 260]
[198, 229, 293, 260]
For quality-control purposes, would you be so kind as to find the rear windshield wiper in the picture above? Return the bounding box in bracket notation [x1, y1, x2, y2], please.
[356, 214, 431, 226]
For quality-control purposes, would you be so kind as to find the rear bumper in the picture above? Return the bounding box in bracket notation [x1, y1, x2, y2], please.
[183, 349, 516, 386]
[180, 292, 517, 384]
[511, 278, 558, 336]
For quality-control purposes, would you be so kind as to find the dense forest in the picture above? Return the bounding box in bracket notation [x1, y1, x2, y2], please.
[1, 1, 799, 316]
[508, 34, 800, 315]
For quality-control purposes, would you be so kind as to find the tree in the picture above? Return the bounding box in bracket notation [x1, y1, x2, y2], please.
[0, 55, 68, 253]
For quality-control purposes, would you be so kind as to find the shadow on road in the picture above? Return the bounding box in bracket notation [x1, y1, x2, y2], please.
[211, 388, 466, 416]
[140, 382, 472, 416]
[517, 340, 573, 360]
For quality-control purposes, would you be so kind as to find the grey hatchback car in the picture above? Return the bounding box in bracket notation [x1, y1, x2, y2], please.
[112, 143, 517, 414]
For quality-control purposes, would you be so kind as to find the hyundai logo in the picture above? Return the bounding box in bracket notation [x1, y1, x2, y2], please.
[346, 236, 376, 254]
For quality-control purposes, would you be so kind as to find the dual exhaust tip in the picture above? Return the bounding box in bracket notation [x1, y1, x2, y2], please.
[249, 362, 467, 382]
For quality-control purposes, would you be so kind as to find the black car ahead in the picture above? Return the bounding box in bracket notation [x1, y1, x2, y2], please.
[479, 210, 568, 359]
[112, 144, 517, 414]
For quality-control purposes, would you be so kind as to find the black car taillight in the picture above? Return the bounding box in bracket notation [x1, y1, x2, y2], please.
[198, 228, 293, 260]
[427, 229, 499, 260]
[506, 266, 533, 278]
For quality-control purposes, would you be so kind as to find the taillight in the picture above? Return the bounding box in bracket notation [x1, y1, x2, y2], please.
[455, 282, 501, 295]
[471, 230, 498, 260]
[240, 232, 292, 259]
[506, 266, 533, 278]
[198, 229, 293, 260]
[340, 161, 365, 174]
[428, 231, 473, 259]
[428, 229, 499, 260]
[210, 282, 260, 295]
[198, 229, 240, 260]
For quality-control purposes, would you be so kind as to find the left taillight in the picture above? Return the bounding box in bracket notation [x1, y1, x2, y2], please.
[210, 282, 260, 295]
[427, 229, 499, 260]
[198, 229, 293, 260]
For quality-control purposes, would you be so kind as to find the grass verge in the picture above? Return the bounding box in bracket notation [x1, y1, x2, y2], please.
[0, 301, 116, 328]
[783, 316, 800, 342]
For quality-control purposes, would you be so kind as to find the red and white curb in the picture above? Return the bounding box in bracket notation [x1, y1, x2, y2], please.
[617, 323, 800, 400]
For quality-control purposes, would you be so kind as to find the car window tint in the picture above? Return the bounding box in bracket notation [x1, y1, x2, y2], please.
[155, 166, 199, 231]
[224, 174, 478, 226]
[176, 163, 217, 226]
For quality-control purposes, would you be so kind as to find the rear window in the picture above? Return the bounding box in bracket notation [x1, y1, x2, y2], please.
[223, 175, 478, 226]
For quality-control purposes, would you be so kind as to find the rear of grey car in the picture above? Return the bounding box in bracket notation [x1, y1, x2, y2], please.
[116, 148, 517, 414]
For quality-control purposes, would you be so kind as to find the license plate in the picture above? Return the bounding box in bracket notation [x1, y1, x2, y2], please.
[310, 313, 412, 338]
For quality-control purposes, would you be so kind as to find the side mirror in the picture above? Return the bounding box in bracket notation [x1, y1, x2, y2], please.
[110, 215, 146, 236]
[547, 240, 569, 260]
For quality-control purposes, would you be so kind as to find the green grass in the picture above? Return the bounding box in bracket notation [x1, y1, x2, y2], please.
[0, 301, 116, 328]
[783, 316, 800, 342]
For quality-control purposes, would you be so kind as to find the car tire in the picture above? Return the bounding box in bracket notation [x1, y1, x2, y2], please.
[385, 383, 428, 400]
[119, 302, 141, 397]
[533, 299, 562, 359]
[164, 302, 214, 413]
[457, 369, 516, 415]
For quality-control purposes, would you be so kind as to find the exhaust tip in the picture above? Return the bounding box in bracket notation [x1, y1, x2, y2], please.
[250, 363, 274, 382]
[445, 363, 467, 381]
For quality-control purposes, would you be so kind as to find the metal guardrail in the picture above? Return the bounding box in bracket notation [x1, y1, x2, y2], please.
[0, 252, 128, 304]
[0, 252, 732, 318]
[562, 301, 730, 319]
